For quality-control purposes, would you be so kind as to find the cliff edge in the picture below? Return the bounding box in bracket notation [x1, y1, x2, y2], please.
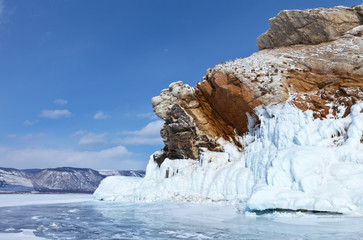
[152, 4, 363, 165]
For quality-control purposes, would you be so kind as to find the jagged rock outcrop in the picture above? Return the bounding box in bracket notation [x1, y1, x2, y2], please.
[152, 4, 363, 165]
[152, 82, 228, 165]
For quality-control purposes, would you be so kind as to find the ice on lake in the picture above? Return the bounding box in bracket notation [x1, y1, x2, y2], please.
[1, 194, 363, 239]
[0, 193, 92, 208]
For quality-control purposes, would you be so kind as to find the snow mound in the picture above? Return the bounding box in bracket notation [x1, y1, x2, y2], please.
[94, 102, 363, 214]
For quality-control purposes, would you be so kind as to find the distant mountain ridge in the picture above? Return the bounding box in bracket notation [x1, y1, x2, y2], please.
[0, 167, 145, 193]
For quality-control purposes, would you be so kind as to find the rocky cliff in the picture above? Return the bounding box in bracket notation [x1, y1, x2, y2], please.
[152, 4, 363, 166]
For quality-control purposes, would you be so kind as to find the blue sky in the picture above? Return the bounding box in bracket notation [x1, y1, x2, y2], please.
[0, 0, 360, 170]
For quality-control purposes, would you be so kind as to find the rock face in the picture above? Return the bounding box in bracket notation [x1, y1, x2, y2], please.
[152, 4, 363, 165]
[257, 4, 363, 50]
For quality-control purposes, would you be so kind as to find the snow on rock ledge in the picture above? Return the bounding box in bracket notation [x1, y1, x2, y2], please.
[94, 102, 363, 214]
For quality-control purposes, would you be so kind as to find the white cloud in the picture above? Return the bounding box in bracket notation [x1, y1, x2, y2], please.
[137, 112, 158, 120]
[122, 120, 164, 136]
[78, 133, 107, 146]
[24, 120, 37, 126]
[93, 111, 110, 120]
[21, 133, 45, 141]
[54, 98, 68, 105]
[7, 133, 45, 141]
[0, 145, 142, 170]
[115, 136, 163, 145]
[24, 120, 33, 126]
[72, 130, 86, 138]
[114, 120, 164, 145]
[39, 109, 71, 119]
[97, 145, 129, 158]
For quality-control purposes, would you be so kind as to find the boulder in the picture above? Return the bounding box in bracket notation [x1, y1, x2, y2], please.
[257, 4, 363, 50]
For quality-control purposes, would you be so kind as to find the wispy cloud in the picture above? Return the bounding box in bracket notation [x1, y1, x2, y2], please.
[54, 98, 68, 105]
[93, 111, 110, 120]
[78, 132, 107, 146]
[72, 130, 86, 138]
[137, 112, 158, 120]
[122, 120, 163, 136]
[72, 131, 108, 146]
[114, 120, 164, 145]
[39, 109, 71, 119]
[7, 133, 45, 141]
[115, 136, 163, 145]
[0, 145, 140, 170]
[24, 120, 38, 126]
[24, 120, 33, 126]
[21, 133, 45, 141]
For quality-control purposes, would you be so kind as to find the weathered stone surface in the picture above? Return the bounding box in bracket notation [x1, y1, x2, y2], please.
[197, 71, 258, 135]
[257, 4, 363, 50]
[151, 81, 233, 165]
[152, 4, 363, 165]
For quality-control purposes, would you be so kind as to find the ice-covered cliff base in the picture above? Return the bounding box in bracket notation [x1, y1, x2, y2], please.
[94, 102, 363, 214]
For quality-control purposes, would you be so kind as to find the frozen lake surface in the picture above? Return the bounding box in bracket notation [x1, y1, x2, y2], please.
[0, 193, 92, 208]
[1, 194, 363, 239]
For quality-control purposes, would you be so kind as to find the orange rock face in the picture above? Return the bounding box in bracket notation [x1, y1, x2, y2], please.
[152, 4, 363, 165]
[196, 71, 260, 135]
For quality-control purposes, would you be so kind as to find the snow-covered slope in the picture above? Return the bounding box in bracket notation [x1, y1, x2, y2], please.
[98, 170, 145, 177]
[31, 167, 105, 193]
[0, 167, 35, 191]
[0, 167, 145, 193]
